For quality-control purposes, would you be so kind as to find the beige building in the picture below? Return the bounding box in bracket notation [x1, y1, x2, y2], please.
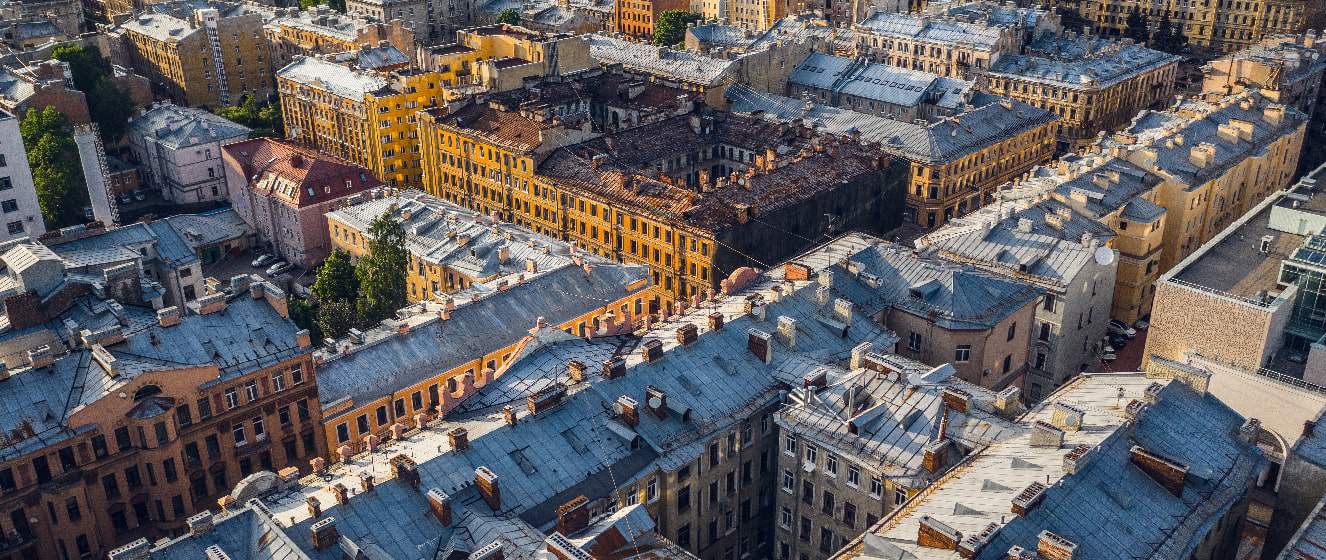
[1078, 0, 1308, 53]
[852, 3, 1058, 79]
[264, 6, 415, 69]
[982, 34, 1182, 153]
[113, 0, 275, 108]
[415, 24, 593, 95]
[1096, 91, 1308, 273]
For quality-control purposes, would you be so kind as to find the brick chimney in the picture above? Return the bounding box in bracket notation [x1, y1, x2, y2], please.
[784, 262, 811, 281]
[958, 522, 998, 558]
[305, 496, 321, 518]
[777, 316, 798, 348]
[1307, 420, 1318, 438]
[1062, 444, 1092, 475]
[1029, 420, 1065, 448]
[427, 488, 452, 526]
[390, 455, 419, 489]
[1129, 446, 1188, 496]
[186, 511, 214, 535]
[640, 339, 663, 363]
[359, 472, 374, 493]
[567, 360, 586, 383]
[555, 495, 591, 536]
[917, 515, 961, 550]
[449, 427, 469, 451]
[747, 329, 772, 363]
[476, 466, 501, 511]
[1011, 482, 1047, 516]
[156, 306, 182, 327]
[295, 329, 312, 348]
[708, 312, 724, 332]
[1037, 530, 1077, 560]
[470, 541, 504, 560]
[310, 517, 338, 550]
[331, 483, 349, 505]
[196, 292, 228, 315]
[503, 405, 516, 426]
[602, 356, 625, 379]
[941, 388, 971, 414]
[922, 439, 950, 473]
[676, 323, 698, 346]
[617, 396, 640, 427]
[1050, 402, 1084, 431]
[107, 539, 150, 560]
[528, 385, 567, 415]
[645, 386, 668, 419]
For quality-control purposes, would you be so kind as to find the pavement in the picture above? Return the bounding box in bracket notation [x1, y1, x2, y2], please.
[1098, 327, 1147, 373]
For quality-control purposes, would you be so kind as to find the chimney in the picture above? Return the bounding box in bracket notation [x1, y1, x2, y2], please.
[994, 387, 1021, 418]
[390, 455, 419, 488]
[1062, 443, 1093, 475]
[295, 329, 312, 348]
[556, 495, 591, 536]
[1050, 402, 1084, 431]
[27, 345, 54, 369]
[503, 405, 516, 426]
[708, 312, 724, 332]
[617, 396, 640, 427]
[776, 316, 798, 348]
[833, 298, 853, 325]
[1030, 420, 1065, 448]
[917, 515, 962, 550]
[850, 342, 873, 369]
[640, 339, 663, 363]
[1305, 420, 1317, 438]
[306, 496, 321, 518]
[747, 329, 773, 363]
[567, 360, 586, 383]
[527, 385, 567, 415]
[1010, 482, 1047, 516]
[1037, 531, 1077, 560]
[331, 483, 349, 505]
[107, 539, 150, 560]
[941, 388, 971, 414]
[1129, 446, 1188, 496]
[922, 439, 951, 473]
[197, 292, 228, 315]
[186, 511, 214, 535]
[448, 427, 469, 451]
[784, 262, 812, 281]
[470, 541, 505, 560]
[359, 472, 374, 493]
[310, 517, 338, 550]
[645, 386, 668, 419]
[602, 356, 625, 379]
[476, 466, 501, 511]
[958, 523, 998, 558]
[675, 323, 698, 346]
[427, 488, 452, 526]
[157, 305, 182, 327]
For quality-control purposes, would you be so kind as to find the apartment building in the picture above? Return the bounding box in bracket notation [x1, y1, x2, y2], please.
[690, 0, 793, 32]
[1097, 91, 1307, 272]
[414, 24, 594, 94]
[264, 6, 415, 70]
[1202, 32, 1326, 173]
[275, 56, 445, 188]
[34, 218, 208, 306]
[126, 103, 250, 204]
[0, 249, 320, 560]
[775, 353, 1023, 560]
[786, 53, 976, 123]
[222, 138, 381, 267]
[1078, 0, 1307, 53]
[851, 4, 1054, 80]
[113, 0, 276, 108]
[1144, 165, 1326, 379]
[831, 371, 1264, 560]
[0, 59, 90, 123]
[345, 0, 466, 41]
[0, 110, 44, 243]
[918, 192, 1119, 399]
[685, 14, 855, 58]
[727, 84, 1058, 228]
[612, 0, 687, 40]
[0, 0, 81, 37]
[982, 34, 1182, 153]
[419, 102, 907, 306]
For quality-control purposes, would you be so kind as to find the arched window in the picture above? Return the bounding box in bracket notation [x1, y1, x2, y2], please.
[133, 385, 162, 401]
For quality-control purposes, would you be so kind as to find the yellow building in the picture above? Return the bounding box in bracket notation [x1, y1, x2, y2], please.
[981, 35, 1181, 153]
[419, 97, 909, 308]
[414, 23, 593, 96]
[1097, 91, 1308, 273]
[265, 6, 415, 69]
[276, 56, 445, 187]
[1077, 0, 1307, 53]
[114, 2, 275, 108]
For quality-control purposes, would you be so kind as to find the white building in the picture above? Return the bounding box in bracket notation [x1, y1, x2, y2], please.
[127, 102, 250, 205]
[0, 109, 45, 242]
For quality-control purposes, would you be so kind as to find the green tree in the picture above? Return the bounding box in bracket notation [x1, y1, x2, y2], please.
[217, 96, 283, 138]
[496, 8, 521, 25]
[318, 299, 357, 340]
[52, 44, 110, 92]
[21, 107, 88, 228]
[355, 212, 408, 324]
[289, 294, 321, 342]
[653, 10, 702, 46]
[1124, 6, 1149, 43]
[52, 45, 132, 144]
[312, 249, 359, 303]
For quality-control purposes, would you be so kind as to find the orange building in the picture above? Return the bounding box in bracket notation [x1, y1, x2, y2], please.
[612, 0, 688, 40]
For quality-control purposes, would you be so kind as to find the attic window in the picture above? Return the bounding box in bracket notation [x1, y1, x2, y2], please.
[134, 385, 162, 401]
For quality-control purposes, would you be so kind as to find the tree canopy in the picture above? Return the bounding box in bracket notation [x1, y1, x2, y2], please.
[497, 8, 521, 25]
[1151, 13, 1188, 53]
[216, 96, 283, 138]
[312, 249, 358, 304]
[1124, 7, 1150, 43]
[653, 10, 702, 46]
[21, 107, 89, 228]
[52, 45, 132, 144]
[354, 213, 408, 324]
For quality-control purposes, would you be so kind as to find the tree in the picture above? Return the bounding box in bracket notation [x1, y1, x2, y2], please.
[318, 300, 357, 340]
[312, 249, 358, 303]
[288, 294, 321, 342]
[21, 107, 88, 228]
[216, 96, 283, 138]
[52, 45, 132, 144]
[51, 44, 110, 93]
[653, 10, 702, 46]
[355, 212, 408, 324]
[1124, 6, 1150, 43]
[496, 8, 520, 25]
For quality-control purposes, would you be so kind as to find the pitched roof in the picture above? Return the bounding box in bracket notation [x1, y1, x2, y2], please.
[128, 103, 250, 149]
[222, 138, 381, 208]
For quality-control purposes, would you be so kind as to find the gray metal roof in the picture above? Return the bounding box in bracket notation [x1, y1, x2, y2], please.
[587, 35, 735, 87]
[128, 103, 250, 150]
[789, 53, 974, 110]
[163, 208, 249, 250]
[275, 56, 390, 100]
[854, 11, 1006, 50]
[988, 35, 1181, 90]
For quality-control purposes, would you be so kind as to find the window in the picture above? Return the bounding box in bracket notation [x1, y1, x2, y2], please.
[954, 345, 971, 363]
[176, 404, 192, 428]
[336, 423, 350, 443]
[233, 424, 246, 446]
[115, 426, 131, 451]
[624, 485, 639, 506]
[244, 380, 258, 402]
[677, 485, 690, 512]
[163, 459, 177, 483]
[224, 388, 239, 409]
[65, 497, 80, 522]
[7, 221, 22, 235]
[847, 464, 860, 487]
[821, 490, 835, 515]
[709, 442, 720, 467]
[801, 480, 814, 505]
[894, 488, 907, 505]
[709, 481, 719, 504]
[783, 433, 796, 456]
[1, 199, 16, 213]
[252, 417, 265, 440]
[677, 524, 690, 548]
[291, 364, 305, 385]
[1043, 293, 1056, 312]
[1002, 354, 1012, 374]
[870, 477, 883, 498]
[799, 516, 811, 542]
[357, 415, 369, 434]
[804, 444, 817, 464]
[197, 397, 212, 419]
[271, 372, 285, 392]
[279, 405, 291, 426]
[782, 469, 794, 492]
[1006, 322, 1017, 341]
[376, 406, 388, 426]
[102, 474, 119, 499]
[843, 502, 856, 529]
[908, 332, 922, 351]
[154, 422, 168, 445]
[819, 528, 835, 553]
[1039, 322, 1052, 341]
[825, 454, 838, 476]
[780, 506, 792, 528]
[646, 477, 658, 503]
[297, 399, 310, 421]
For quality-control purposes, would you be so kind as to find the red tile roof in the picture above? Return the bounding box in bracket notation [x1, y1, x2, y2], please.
[222, 138, 382, 208]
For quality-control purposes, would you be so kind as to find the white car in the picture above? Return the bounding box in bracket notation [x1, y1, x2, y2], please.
[1101, 353, 1117, 362]
[266, 261, 293, 276]
[1133, 318, 1150, 330]
[251, 254, 275, 268]
[1108, 320, 1137, 338]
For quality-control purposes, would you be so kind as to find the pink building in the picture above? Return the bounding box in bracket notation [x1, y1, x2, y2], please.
[222, 138, 381, 267]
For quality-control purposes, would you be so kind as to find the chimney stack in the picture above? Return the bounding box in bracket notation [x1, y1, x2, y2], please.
[640, 339, 663, 363]
[676, 323, 698, 346]
[568, 359, 586, 383]
[1030, 420, 1065, 448]
[331, 483, 349, 505]
[1037, 530, 1077, 560]
[777, 316, 798, 348]
[617, 395, 640, 427]
[747, 329, 773, 363]
[310, 517, 337, 550]
[555, 495, 591, 536]
[476, 466, 501, 511]
[390, 455, 419, 488]
[427, 488, 452, 526]
[186, 511, 214, 535]
[449, 427, 469, 451]
[503, 405, 517, 426]
[708, 312, 724, 332]
[305, 496, 321, 518]
[156, 305, 182, 327]
[645, 386, 668, 419]
[602, 356, 626, 379]
[916, 515, 961, 550]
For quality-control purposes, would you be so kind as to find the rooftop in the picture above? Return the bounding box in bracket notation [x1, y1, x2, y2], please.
[725, 84, 1056, 164]
[587, 35, 736, 87]
[988, 34, 1181, 89]
[789, 53, 973, 114]
[836, 373, 1264, 560]
[854, 11, 1008, 50]
[275, 55, 391, 100]
[128, 103, 250, 149]
[162, 207, 249, 251]
[222, 138, 381, 208]
[266, 5, 374, 42]
[1281, 492, 1326, 560]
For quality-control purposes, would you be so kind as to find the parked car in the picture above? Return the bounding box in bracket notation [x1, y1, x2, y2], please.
[251, 253, 275, 268]
[266, 261, 293, 276]
[1108, 320, 1136, 338]
[1133, 318, 1150, 330]
[1101, 352, 1117, 362]
[133, 191, 147, 202]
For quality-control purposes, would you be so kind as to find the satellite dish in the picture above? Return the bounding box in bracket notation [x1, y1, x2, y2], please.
[648, 396, 662, 409]
[1094, 246, 1115, 266]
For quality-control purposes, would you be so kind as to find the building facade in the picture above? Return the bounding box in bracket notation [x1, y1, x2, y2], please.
[612, 0, 687, 40]
[264, 6, 415, 70]
[127, 103, 251, 204]
[414, 24, 594, 94]
[1077, 0, 1308, 53]
[0, 110, 45, 243]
